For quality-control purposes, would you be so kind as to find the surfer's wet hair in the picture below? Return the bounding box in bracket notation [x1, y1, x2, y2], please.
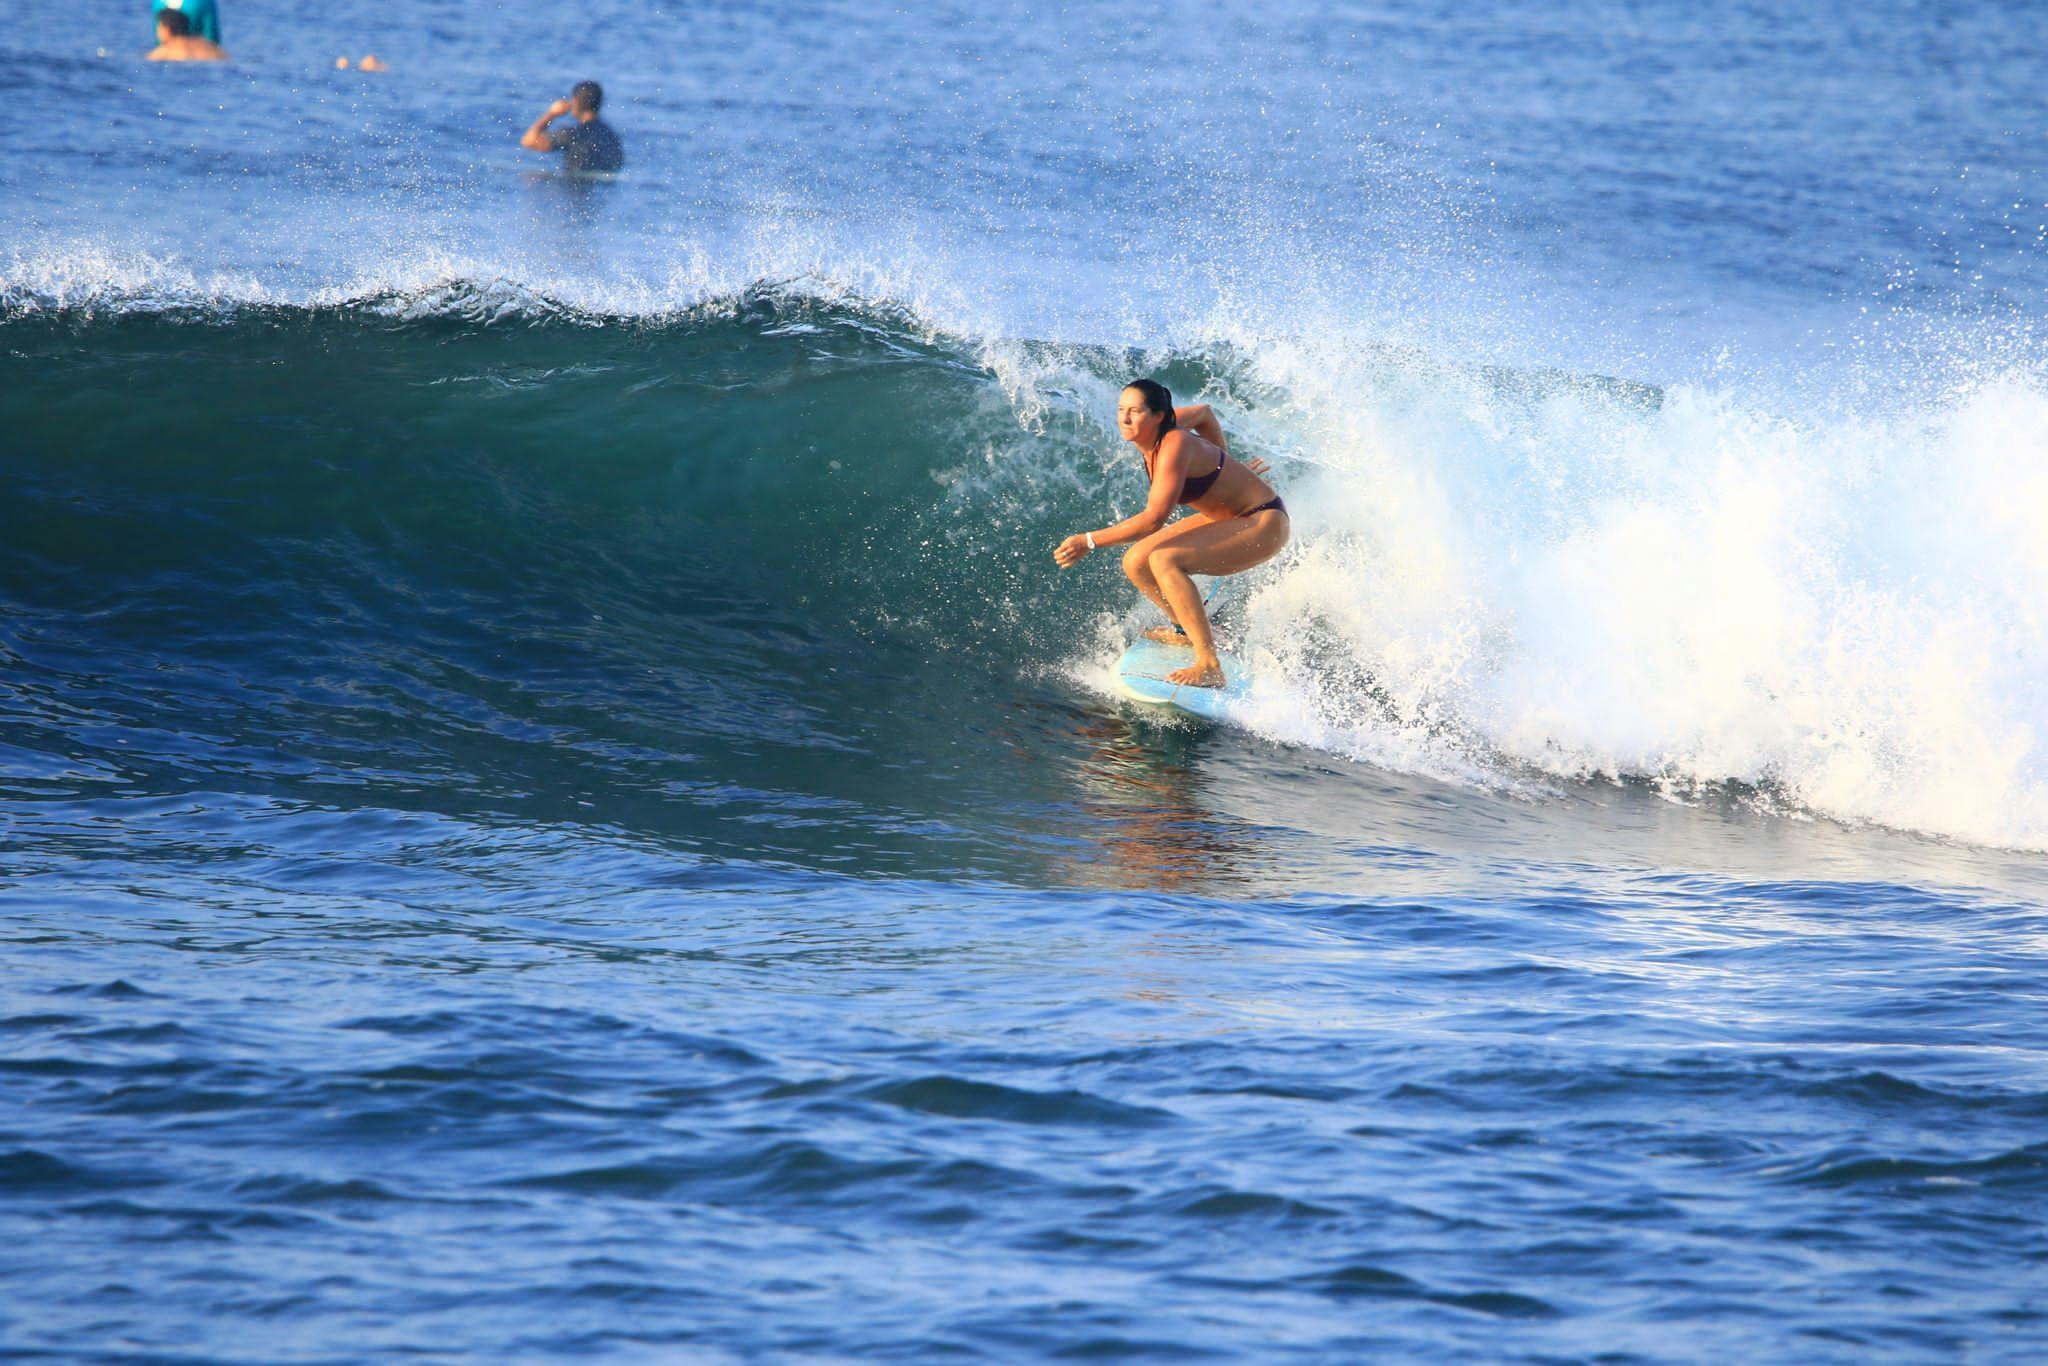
[156, 9, 191, 35]
[572, 81, 604, 114]
[1123, 379, 1177, 438]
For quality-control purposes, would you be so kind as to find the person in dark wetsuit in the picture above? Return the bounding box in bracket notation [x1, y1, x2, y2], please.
[1053, 379, 1290, 689]
[519, 80, 624, 174]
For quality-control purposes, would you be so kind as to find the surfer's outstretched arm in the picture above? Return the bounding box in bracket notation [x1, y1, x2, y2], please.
[1052, 431, 1189, 568]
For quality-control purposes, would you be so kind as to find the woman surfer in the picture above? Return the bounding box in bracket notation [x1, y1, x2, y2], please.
[1053, 380, 1289, 688]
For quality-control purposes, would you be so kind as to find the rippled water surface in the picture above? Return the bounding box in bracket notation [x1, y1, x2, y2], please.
[6, 0, 2048, 1359]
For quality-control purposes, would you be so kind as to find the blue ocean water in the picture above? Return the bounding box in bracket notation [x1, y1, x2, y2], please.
[4, 1, 2048, 1358]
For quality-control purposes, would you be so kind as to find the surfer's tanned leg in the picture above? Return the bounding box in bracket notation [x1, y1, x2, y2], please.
[1122, 516, 1222, 644]
[1141, 509, 1290, 688]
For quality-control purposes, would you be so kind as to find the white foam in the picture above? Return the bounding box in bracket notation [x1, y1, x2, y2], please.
[1201, 333, 2048, 849]
[0, 240, 277, 316]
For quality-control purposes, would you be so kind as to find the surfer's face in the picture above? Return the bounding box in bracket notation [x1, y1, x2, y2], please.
[1118, 388, 1161, 445]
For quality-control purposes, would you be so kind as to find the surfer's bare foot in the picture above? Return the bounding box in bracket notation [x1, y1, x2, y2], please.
[1144, 625, 1191, 646]
[1166, 656, 1225, 689]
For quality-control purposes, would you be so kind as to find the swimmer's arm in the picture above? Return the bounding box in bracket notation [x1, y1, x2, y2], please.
[520, 99, 572, 152]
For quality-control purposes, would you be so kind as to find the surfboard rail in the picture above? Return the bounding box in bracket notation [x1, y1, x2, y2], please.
[1113, 638, 1256, 722]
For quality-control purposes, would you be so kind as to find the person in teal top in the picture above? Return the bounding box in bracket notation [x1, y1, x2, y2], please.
[151, 0, 220, 45]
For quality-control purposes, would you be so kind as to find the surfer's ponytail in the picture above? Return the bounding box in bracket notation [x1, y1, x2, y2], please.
[1123, 378, 1177, 452]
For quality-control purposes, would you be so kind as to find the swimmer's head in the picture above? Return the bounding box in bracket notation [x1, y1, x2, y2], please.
[571, 81, 604, 117]
[156, 9, 190, 38]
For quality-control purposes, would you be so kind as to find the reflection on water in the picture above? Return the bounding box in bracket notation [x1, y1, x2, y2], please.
[1061, 712, 1266, 891]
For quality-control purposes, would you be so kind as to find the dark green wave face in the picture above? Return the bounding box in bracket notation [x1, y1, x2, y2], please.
[2, 296, 1090, 640]
[0, 293, 1801, 904]
[0, 296, 1313, 886]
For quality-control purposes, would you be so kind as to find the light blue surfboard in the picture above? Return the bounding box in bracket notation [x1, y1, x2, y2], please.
[1114, 637, 1257, 722]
